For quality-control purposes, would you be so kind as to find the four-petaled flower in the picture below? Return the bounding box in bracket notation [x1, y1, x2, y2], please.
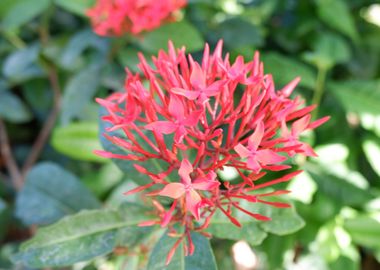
[234, 121, 287, 173]
[158, 159, 219, 220]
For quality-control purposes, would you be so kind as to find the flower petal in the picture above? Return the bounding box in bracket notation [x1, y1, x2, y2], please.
[145, 121, 177, 134]
[168, 94, 185, 120]
[158, 183, 185, 199]
[248, 121, 264, 150]
[234, 144, 251, 158]
[179, 158, 193, 184]
[171, 87, 200, 100]
[256, 149, 286, 165]
[186, 189, 202, 220]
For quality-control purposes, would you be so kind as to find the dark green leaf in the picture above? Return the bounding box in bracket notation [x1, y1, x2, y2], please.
[0, 90, 32, 123]
[261, 52, 317, 89]
[138, 20, 204, 53]
[210, 18, 263, 49]
[13, 203, 151, 268]
[329, 80, 380, 115]
[59, 30, 108, 70]
[2, 44, 44, 82]
[303, 33, 351, 70]
[60, 65, 101, 125]
[54, 0, 95, 16]
[316, 0, 358, 40]
[147, 231, 217, 270]
[51, 122, 105, 162]
[1, 0, 51, 31]
[15, 162, 101, 225]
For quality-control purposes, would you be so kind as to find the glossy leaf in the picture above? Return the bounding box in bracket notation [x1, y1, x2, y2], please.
[1, 0, 50, 31]
[51, 122, 105, 162]
[344, 216, 380, 249]
[0, 90, 32, 123]
[13, 203, 151, 268]
[54, 0, 95, 16]
[2, 44, 44, 82]
[138, 20, 204, 53]
[60, 65, 101, 125]
[15, 162, 101, 225]
[329, 80, 380, 115]
[261, 52, 317, 89]
[303, 33, 351, 70]
[316, 0, 358, 40]
[147, 231, 217, 270]
[306, 166, 374, 208]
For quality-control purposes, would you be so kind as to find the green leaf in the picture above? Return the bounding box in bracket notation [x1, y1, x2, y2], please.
[344, 215, 380, 249]
[0, 198, 10, 241]
[208, 197, 304, 244]
[13, 203, 151, 268]
[147, 231, 217, 270]
[15, 162, 101, 226]
[2, 44, 44, 82]
[137, 20, 204, 53]
[254, 202, 305, 235]
[1, 0, 51, 31]
[59, 30, 108, 70]
[210, 18, 263, 49]
[0, 90, 32, 123]
[329, 80, 380, 115]
[303, 33, 351, 70]
[207, 210, 267, 246]
[306, 165, 374, 207]
[51, 122, 105, 162]
[54, 0, 95, 16]
[60, 65, 101, 125]
[98, 107, 151, 184]
[261, 52, 317, 89]
[316, 0, 358, 40]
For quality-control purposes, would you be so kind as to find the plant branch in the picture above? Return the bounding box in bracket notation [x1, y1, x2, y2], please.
[21, 5, 62, 176]
[0, 119, 23, 190]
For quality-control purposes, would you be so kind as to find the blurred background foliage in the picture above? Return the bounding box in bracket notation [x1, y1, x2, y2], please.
[0, 0, 380, 269]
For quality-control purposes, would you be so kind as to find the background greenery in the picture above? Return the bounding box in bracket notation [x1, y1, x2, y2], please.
[1, 0, 380, 269]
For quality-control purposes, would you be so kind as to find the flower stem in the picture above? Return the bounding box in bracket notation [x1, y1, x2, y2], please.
[311, 67, 328, 119]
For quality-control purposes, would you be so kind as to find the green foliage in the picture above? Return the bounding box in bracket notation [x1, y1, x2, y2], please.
[15, 162, 101, 225]
[137, 20, 204, 53]
[51, 122, 105, 162]
[147, 231, 217, 270]
[13, 203, 152, 268]
[1, 0, 380, 269]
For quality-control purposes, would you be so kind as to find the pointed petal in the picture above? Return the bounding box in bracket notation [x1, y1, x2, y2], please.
[234, 144, 251, 158]
[186, 189, 202, 220]
[280, 77, 300, 97]
[204, 80, 224, 96]
[190, 62, 206, 89]
[248, 121, 264, 150]
[292, 114, 311, 136]
[171, 87, 200, 100]
[256, 149, 286, 165]
[183, 110, 202, 126]
[158, 183, 185, 199]
[169, 94, 185, 120]
[145, 121, 177, 134]
[179, 159, 193, 184]
[192, 172, 219, 191]
[247, 156, 261, 173]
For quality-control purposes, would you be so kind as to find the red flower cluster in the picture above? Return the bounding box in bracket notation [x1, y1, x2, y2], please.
[86, 0, 186, 36]
[96, 41, 329, 263]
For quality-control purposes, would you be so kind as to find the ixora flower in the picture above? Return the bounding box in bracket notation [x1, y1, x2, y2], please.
[96, 41, 329, 264]
[86, 0, 186, 36]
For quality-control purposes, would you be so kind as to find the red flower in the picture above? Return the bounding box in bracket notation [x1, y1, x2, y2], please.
[159, 159, 219, 220]
[87, 0, 186, 36]
[97, 40, 329, 263]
